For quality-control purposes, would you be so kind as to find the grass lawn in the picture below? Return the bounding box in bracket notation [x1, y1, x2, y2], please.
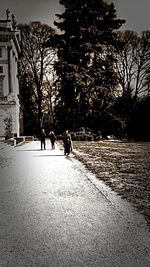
[61, 140, 150, 228]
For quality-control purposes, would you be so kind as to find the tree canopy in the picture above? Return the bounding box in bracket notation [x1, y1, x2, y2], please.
[46, 0, 125, 132]
[18, 21, 56, 134]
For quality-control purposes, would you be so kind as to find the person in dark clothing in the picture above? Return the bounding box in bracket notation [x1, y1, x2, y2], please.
[40, 128, 46, 150]
[49, 131, 56, 149]
[63, 130, 72, 156]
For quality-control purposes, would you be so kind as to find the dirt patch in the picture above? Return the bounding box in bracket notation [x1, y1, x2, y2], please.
[71, 140, 150, 228]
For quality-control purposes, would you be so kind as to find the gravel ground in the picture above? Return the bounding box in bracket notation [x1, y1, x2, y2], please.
[71, 140, 150, 228]
[1, 140, 150, 228]
[0, 142, 14, 169]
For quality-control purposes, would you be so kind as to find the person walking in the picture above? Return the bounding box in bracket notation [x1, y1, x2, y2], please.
[40, 128, 46, 150]
[49, 131, 56, 149]
[63, 130, 73, 156]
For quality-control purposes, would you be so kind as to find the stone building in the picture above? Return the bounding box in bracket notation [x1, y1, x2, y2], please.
[0, 10, 21, 139]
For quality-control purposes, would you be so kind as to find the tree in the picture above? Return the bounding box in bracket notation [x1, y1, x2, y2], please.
[126, 96, 150, 140]
[115, 31, 150, 101]
[46, 0, 125, 132]
[113, 30, 150, 137]
[19, 71, 37, 135]
[18, 21, 56, 134]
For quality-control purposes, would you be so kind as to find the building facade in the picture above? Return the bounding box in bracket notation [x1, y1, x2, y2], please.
[0, 11, 21, 139]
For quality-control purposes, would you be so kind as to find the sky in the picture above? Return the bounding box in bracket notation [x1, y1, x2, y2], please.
[0, 0, 150, 32]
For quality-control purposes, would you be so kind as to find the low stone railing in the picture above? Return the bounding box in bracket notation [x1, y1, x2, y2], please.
[4, 136, 34, 146]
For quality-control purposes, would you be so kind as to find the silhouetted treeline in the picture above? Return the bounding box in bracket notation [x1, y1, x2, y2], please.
[19, 1, 150, 140]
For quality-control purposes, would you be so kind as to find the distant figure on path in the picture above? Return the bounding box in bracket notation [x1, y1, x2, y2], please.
[63, 130, 73, 156]
[40, 128, 46, 150]
[49, 131, 56, 149]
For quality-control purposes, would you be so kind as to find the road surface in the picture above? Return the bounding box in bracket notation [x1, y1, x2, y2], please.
[0, 140, 150, 266]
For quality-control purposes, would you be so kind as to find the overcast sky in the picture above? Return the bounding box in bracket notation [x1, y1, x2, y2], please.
[0, 0, 150, 32]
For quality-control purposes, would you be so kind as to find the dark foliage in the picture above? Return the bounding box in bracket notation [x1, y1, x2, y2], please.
[127, 97, 150, 141]
[46, 0, 125, 132]
[19, 72, 37, 135]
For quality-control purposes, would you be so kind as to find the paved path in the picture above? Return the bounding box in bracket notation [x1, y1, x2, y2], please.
[0, 140, 150, 267]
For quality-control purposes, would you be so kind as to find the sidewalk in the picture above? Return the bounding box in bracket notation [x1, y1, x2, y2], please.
[0, 140, 150, 267]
